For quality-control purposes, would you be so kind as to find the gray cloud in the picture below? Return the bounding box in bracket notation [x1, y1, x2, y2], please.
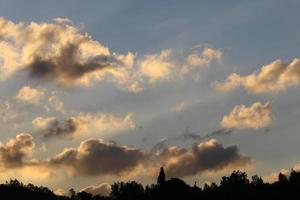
[155, 139, 252, 177]
[208, 128, 235, 137]
[27, 43, 119, 86]
[32, 117, 79, 139]
[180, 128, 235, 141]
[181, 128, 203, 140]
[49, 138, 147, 176]
[0, 133, 34, 168]
[151, 138, 167, 154]
[0, 134, 251, 180]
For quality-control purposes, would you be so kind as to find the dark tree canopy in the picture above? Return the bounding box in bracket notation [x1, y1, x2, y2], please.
[1, 169, 300, 200]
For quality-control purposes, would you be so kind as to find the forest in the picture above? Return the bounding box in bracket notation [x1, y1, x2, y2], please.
[1, 167, 299, 200]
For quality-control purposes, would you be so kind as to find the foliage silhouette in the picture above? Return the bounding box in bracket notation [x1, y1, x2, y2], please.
[1, 168, 300, 200]
[157, 167, 165, 186]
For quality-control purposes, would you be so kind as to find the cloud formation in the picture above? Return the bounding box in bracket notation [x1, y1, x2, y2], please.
[213, 58, 300, 94]
[0, 17, 137, 90]
[0, 133, 34, 169]
[32, 112, 135, 139]
[32, 117, 81, 139]
[139, 49, 173, 83]
[15, 86, 45, 105]
[221, 102, 272, 129]
[181, 128, 234, 141]
[48, 94, 64, 113]
[181, 47, 222, 74]
[0, 100, 20, 124]
[0, 17, 224, 92]
[153, 139, 252, 178]
[49, 138, 147, 176]
[0, 134, 252, 181]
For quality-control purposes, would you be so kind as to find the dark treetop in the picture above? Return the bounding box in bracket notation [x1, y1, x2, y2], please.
[1, 168, 300, 200]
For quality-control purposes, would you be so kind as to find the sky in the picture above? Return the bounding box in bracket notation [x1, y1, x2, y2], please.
[0, 0, 300, 196]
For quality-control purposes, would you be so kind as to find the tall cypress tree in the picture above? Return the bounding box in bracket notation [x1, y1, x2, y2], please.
[157, 167, 166, 185]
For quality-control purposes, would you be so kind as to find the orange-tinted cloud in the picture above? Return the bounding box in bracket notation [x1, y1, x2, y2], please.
[139, 49, 174, 83]
[32, 112, 135, 139]
[0, 133, 34, 169]
[213, 58, 300, 94]
[0, 17, 137, 91]
[221, 102, 272, 129]
[81, 183, 111, 196]
[15, 86, 45, 105]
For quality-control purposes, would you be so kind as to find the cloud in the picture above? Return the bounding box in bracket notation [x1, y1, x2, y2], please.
[48, 94, 64, 113]
[0, 134, 251, 180]
[139, 49, 174, 83]
[137, 47, 223, 84]
[32, 117, 82, 139]
[0, 133, 34, 169]
[180, 128, 203, 140]
[153, 139, 252, 178]
[15, 86, 45, 105]
[151, 138, 167, 154]
[179, 128, 234, 142]
[181, 47, 222, 74]
[213, 58, 300, 94]
[0, 16, 224, 92]
[49, 138, 147, 176]
[0, 100, 19, 124]
[0, 17, 137, 90]
[208, 128, 235, 137]
[32, 112, 135, 139]
[0, 135, 146, 179]
[221, 102, 272, 129]
[171, 102, 186, 112]
[81, 183, 111, 196]
[76, 112, 135, 134]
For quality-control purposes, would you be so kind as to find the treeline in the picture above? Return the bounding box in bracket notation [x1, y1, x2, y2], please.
[1, 169, 300, 200]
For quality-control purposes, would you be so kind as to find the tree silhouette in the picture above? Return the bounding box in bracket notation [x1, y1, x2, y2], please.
[111, 181, 144, 200]
[1, 168, 300, 199]
[157, 167, 165, 186]
[251, 175, 264, 186]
